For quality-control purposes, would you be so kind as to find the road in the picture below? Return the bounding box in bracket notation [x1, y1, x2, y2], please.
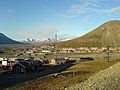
[0, 63, 74, 89]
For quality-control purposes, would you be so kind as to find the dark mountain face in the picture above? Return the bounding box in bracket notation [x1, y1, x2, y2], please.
[0, 33, 21, 44]
[58, 20, 120, 48]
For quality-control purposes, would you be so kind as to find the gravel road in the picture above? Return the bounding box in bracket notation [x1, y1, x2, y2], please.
[0, 63, 74, 90]
[66, 62, 120, 90]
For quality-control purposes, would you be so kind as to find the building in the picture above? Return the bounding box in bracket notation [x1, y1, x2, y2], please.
[26, 50, 34, 54]
[13, 59, 43, 73]
[42, 50, 51, 54]
[0, 57, 4, 67]
[12, 62, 30, 73]
[2, 60, 16, 70]
[0, 57, 4, 61]
[26, 59, 43, 70]
[49, 59, 56, 65]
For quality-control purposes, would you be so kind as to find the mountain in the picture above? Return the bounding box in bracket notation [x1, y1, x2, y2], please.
[0, 33, 21, 44]
[58, 20, 120, 48]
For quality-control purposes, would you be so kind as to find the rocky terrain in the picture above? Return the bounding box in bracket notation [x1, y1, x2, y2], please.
[66, 62, 120, 90]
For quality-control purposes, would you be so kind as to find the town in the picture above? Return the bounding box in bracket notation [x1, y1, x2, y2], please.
[0, 43, 120, 89]
[0, 0, 120, 89]
[0, 43, 120, 73]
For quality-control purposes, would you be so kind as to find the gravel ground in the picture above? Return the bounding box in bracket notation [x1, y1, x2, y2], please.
[66, 62, 120, 90]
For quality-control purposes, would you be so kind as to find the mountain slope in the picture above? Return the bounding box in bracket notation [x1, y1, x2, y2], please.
[0, 33, 21, 44]
[58, 20, 120, 48]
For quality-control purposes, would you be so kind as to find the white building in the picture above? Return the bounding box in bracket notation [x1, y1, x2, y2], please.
[42, 50, 51, 53]
[49, 59, 56, 65]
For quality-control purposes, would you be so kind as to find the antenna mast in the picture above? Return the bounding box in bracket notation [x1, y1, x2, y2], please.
[55, 29, 57, 60]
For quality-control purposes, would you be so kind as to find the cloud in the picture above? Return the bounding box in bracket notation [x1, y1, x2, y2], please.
[5, 9, 15, 13]
[109, 7, 120, 13]
[82, 0, 102, 8]
[84, 2, 98, 8]
[58, 4, 88, 19]
[57, 0, 100, 19]
[58, 3, 120, 19]
[84, 0, 120, 3]
[58, 0, 120, 19]
[82, 17, 89, 24]
[68, 5, 88, 14]
[57, 13, 79, 19]
[85, 0, 102, 3]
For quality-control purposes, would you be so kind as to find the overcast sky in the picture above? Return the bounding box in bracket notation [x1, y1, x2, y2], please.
[0, 0, 120, 41]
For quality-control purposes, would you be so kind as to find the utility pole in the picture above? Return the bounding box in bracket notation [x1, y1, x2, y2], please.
[107, 46, 110, 62]
[55, 30, 57, 60]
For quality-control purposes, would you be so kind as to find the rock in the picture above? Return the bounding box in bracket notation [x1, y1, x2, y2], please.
[66, 62, 120, 90]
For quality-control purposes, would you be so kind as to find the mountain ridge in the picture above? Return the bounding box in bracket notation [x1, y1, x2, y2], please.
[0, 33, 21, 44]
[58, 20, 120, 48]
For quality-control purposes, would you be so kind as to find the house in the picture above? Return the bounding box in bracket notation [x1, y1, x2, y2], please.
[2, 60, 7, 67]
[2, 60, 16, 70]
[0, 57, 4, 67]
[13, 59, 43, 73]
[12, 62, 30, 73]
[26, 59, 43, 70]
[26, 50, 34, 54]
[41, 50, 51, 54]
[0, 57, 4, 61]
[49, 59, 56, 65]
[8, 58, 17, 61]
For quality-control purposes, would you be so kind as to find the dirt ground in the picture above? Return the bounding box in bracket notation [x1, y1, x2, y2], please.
[5, 60, 120, 90]
[66, 61, 120, 90]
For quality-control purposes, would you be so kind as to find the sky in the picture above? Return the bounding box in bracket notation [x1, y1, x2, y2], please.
[0, 0, 120, 41]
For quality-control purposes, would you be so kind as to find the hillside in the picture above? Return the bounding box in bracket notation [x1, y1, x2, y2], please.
[58, 20, 120, 48]
[66, 61, 120, 90]
[0, 33, 21, 44]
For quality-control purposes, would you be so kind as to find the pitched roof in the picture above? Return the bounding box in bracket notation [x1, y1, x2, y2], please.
[15, 62, 29, 68]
